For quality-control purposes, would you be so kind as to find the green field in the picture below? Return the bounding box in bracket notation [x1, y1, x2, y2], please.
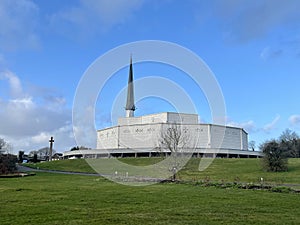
[25, 158, 300, 187]
[1, 171, 300, 225]
[1, 158, 299, 224]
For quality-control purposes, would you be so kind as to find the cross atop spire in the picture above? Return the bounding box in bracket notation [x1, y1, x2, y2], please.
[125, 55, 135, 117]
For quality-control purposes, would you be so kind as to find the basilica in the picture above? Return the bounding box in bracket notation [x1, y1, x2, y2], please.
[64, 58, 262, 159]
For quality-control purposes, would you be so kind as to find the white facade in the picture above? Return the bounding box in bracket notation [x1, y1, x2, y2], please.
[97, 112, 248, 152]
[118, 112, 198, 126]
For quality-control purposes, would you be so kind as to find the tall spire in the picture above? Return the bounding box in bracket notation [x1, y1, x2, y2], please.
[125, 55, 135, 117]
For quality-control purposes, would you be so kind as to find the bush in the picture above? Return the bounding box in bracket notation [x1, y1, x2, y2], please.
[261, 140, 288, 172]
[270, 186, 293, 193]
[0, 154, 17, 175]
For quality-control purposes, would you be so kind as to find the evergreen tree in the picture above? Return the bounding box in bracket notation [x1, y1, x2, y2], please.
[261, 140, 288, 172]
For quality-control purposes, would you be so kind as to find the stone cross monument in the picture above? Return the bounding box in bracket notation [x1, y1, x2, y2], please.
[49, 136, 54, 161]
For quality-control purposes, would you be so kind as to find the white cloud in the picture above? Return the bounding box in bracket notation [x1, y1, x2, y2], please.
[30, 125, 76, 151]
[227, 120, 256, 133]
[289, 115, 300, 126]
[260, 46, 283, 60]
[0, 96, 70, 137]
[263, 114, 280, 132]
[0, 70, 76, 153]
[50, 0, 144, 38]
[216, 0, 300, 42]
[0, 0, 40, 51]
[0, 70, 24, 98]
[3, 124, 76, 153]
[73, 105, 97, 148]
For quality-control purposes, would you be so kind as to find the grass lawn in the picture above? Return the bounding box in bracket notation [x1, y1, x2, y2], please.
[1, 172, 300, 225]
[24, 159, 97, 173]
[25, 158, 300, 187]
[178, 158, 300, 186]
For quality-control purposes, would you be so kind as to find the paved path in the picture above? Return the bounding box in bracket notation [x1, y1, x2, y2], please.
[17, 164, 101, 176]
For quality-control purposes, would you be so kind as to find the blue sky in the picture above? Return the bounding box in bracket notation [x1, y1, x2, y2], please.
[0, 0, 300, 153]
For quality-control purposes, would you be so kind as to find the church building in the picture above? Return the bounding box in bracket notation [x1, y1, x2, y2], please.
[64, 58, 262, 159]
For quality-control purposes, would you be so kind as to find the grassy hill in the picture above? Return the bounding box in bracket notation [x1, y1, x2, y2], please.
[25, 159, 97, 173]
[24, 158, 300, 187]
[1, 172, 300, 224]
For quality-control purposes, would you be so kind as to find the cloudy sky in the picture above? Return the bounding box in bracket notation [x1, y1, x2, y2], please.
[0, 0, 300, 153]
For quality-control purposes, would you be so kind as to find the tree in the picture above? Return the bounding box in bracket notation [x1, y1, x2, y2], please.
[260, 140, 288, 172]
[159, 124, 190, 181]
[278, 129, 300, 158]
[280, 139, 300, 158]
[248, 140, 256, 151]
[70, 146, 90, 151]
[0, 138, 13, 155]
[28, 150, 39, 163]
[18, 151, 24, 163]
[0, 138, 16, 175]
[33, 147, 56, 161]
[0, 138, 6, 151]
[0, 138, 11, 154]
[70, 146, 80, 151]
[33, 152, 38, 163]
[279, 129, 299, 142]
[0, 154, 17, 175]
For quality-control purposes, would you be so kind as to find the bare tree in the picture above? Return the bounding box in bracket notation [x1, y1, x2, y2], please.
[0, 138, 12, 154]
[0, 138, 16, 174]
[0, 138, 6, 150]
[248, 140, 256, 151]
[279, 129, 299, 142]
[33, 147, 56, 161]
[158, 123, 190, 181]
[278, 129, 300, 158]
